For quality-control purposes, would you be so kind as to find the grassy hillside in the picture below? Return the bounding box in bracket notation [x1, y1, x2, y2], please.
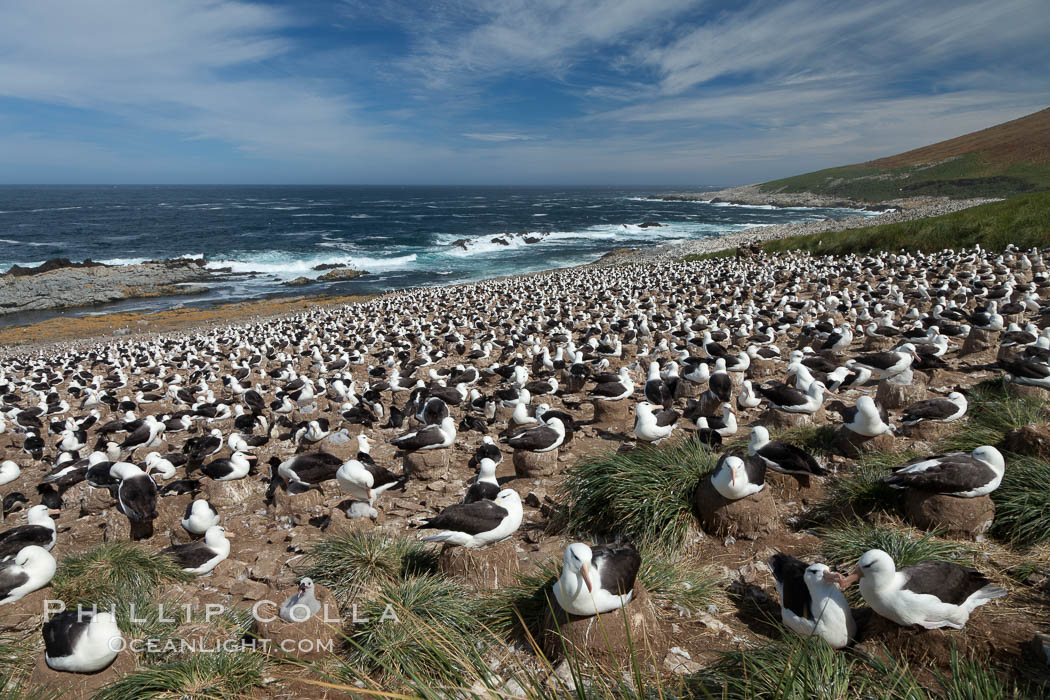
[682, 189, 1050, 261]
[758, 107, 1050, 202]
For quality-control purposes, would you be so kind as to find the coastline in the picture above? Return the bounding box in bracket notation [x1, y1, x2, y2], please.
[0, 192, 998, 351]
[609, 192, 999, 263]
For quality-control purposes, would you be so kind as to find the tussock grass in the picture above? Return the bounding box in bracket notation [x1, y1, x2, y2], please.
[561, 436, 719, 548]
[776, 424, 839, 457]
[935, 379, 1045, 454]
[804, 451, 919, 524]
[990, 454, 1050, 547]
[51, 542, 189, 606]
[818, 519, 971, 570]
[299, 530, 438, 601]
[339, 573, 491, 690]
[934, 645, 1031, 700]
[688, 637, 927, 699]
[0, 636, 46, 697]
[484, 548, 720, 642]
[762, 191, 1050, 255]
[92, 652, 265, 700]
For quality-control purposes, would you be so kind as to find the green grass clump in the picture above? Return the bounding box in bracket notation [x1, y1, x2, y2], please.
[0, 636, 51, 698]
[561, 436, 719, 548]
[935, 379, 1046, 453]
[805, 451, 919, 524]
[818, 520, 971, 570]
[92, 652, 265, 700]
[299, 530, 438, 601]
[933, 645, 1031, 700]
[51, 542, 190, 606]
[688, 637, 927, 699]
[339, 573, 490, 691]
[759, 191, 1050, 256]
[990, 454, 1050, 547]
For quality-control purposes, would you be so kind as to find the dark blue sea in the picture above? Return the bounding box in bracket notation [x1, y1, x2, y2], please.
[0, 185, 879, 316]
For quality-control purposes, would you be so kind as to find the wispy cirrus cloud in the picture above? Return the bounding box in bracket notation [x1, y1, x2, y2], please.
[0, 0, 1047, 184]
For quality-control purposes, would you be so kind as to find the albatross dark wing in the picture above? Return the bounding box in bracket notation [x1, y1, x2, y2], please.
[899, 561, 994, 606]
[593, 543, 641, 596]
[0, 560, 30, 599]
[163, 541, 218, 570]
[767, 553, 812, 620]
[420, 499, 508, 535]
[887, 456, 996, 493]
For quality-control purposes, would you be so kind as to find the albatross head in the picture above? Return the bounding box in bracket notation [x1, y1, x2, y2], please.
[563, 542, 594, 594]
[838, 548, 895, 590]
[804, 562, 841, 588]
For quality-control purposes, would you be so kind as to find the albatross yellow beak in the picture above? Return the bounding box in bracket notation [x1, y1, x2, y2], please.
[582, 562, 593, 592]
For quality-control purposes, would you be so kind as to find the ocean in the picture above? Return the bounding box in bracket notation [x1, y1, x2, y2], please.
[0, 185, 879, 316]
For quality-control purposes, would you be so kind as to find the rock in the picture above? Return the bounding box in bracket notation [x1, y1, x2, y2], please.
[540, 584, 669, 667]
[746, 357, 778, 379]
[317, 268, 365, 282]
[695, 391, 728, 418]
[762, 406, 825, 429]
[311, 263, 346, 271]
[436, 539, 527, 589]
[0, 260, 217, 315]
[61, 481, 114, 517]
[1005, 383, 1050, 401]
[3, 257, 105, 277]
[639, 222, 663, 228]
[513, 449, 559, 477]
[282, 277, 313, 287]
[252, 582, 339, 660]
[960, 328, 1001, 356]
[862, 335, 897, 352]
[270, 486, 327, 525]
[1025, 633, 1050, 666]
[28, 646, 138, 700]
[831, 426, 898, 458]
[903, 491, 995, 538]
[764, 469, 821, 503]
[591, 399, 632, 430]
[898, 420, 962, 442]
[663, 649, 703, 675]
[451, 239, 469, 250]
[204, 477, 266, 508]
[403, 450, 449, 481]
[101, 509, 132, 543]
[875, 377, 927, 410]
[491, 237, 510, 246]
[694, 477, 779, 539]
[1002, 422, 1050, 460]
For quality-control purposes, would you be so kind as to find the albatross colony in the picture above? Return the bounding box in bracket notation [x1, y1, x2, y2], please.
[0, 241, 1047, 683]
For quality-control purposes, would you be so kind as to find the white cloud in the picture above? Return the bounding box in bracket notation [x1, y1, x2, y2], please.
[462, 132, 537, 142]
[0, 0, 384, 160]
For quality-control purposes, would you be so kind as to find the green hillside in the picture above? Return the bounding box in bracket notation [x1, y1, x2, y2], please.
[682, 190, 1050, 262]
[758, 107, 1050, 202]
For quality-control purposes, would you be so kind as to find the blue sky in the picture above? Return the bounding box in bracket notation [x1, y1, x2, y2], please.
[0, 0, 1047, 185]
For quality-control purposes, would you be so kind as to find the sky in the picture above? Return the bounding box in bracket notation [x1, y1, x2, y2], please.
[0, 0, 1048, 185]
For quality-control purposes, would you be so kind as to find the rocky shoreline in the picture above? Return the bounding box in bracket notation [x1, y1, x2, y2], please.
[647, 183, 941, 210]
[600, 193, 1000, 264]
[0, 257, 224, 315]
[0, 188, 998, 325]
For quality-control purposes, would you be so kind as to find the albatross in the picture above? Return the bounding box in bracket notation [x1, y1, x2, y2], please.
[768, 553, 855, 649]
[748, 426, 826, 477]
[553, 542, 641, 617]
[835, 549, 1006, 629]
[900, 392, 968, 426]
[884, 446, 1005, 497]
[419, 489, 522, 548]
